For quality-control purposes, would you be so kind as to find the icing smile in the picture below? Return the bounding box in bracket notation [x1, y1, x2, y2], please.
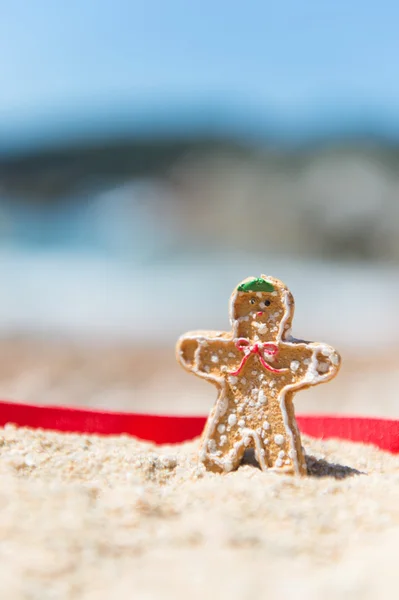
[256, 311, 263, 317]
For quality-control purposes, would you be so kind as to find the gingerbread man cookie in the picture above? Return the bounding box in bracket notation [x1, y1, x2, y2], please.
[176, 276, 341, 475]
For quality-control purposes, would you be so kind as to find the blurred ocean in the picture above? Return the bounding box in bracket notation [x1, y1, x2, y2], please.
[0, 246, 397, 352]
[0, 147, 399, 353]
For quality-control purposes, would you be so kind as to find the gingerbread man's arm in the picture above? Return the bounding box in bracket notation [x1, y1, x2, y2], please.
[302, 342, 341, 387]
[279, 340, 341, 389]
[176, 330, 234, 381]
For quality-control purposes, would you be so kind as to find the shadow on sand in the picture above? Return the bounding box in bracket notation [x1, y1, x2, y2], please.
[240, 449, 363, 479]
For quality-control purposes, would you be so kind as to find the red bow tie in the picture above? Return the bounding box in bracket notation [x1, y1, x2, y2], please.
[229, 338, 288, 376]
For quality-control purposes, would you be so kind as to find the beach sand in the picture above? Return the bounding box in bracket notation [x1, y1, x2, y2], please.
[1, 426, 399, 600]
[1, 339, 399, 599]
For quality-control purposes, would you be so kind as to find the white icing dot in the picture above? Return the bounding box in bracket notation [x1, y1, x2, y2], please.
[331, 353, 339, 365]
[290, 360, 300, 372]
[262, 421, 270, 430]
[285, 459, 291, 465]
[278, 450, 285, 459]
[256, 292, 262, 298]
[241, 378, 247, 384]
[219, 397, 228, 416]
[219, 435, 227, 446]
[211, 355, 219, 363]
[228, 376, 238, 385]
[274, 434, 285, 446]
[228, 414, 237, 426]
[275, 458, 284, 467]
[204, 366, 210, 373]
[218, 349, 224, 355]
[221, 365, 228, 372]
[208, 440, 217, 453]
[228, 352, 235, 358]
[238, 419, 245, 428]
[321, 348, 331, 357]
[258, 390, 267, 404]
[217, 424, 226, 434]
[303, 358, 310, 365]
[318, 362, 329, 373]
[258, 324, 268, 334]
[251, 370, 258, 375]
[269, 380, 275, 387]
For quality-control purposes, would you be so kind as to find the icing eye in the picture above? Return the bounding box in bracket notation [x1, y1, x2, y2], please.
[250, 298, 256, 305]
[264, 300, 271, 307]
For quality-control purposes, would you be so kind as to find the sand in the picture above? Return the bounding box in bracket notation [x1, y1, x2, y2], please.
[1, 425, 399, 600]
[1, 338, 399, 598]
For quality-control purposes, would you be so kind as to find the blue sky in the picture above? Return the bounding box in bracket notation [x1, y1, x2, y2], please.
[1, 0, 399, 144]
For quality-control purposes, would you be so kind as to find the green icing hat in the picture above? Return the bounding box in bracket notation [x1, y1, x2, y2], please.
[237, 277, 274, 293]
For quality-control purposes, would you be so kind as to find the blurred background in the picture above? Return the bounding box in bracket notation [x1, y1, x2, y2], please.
[0, 0, 398, 417]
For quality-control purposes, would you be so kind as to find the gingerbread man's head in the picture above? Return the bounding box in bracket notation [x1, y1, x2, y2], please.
[229, 276, 294, 342]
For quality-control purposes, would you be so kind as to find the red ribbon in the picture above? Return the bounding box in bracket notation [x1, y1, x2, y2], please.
[0, 400, 399, 453]
[229, 338, 288, 376]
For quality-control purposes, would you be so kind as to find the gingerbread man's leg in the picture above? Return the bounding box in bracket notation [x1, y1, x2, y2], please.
[199, 385, 248, 473]
[263, 388, 306, 475]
